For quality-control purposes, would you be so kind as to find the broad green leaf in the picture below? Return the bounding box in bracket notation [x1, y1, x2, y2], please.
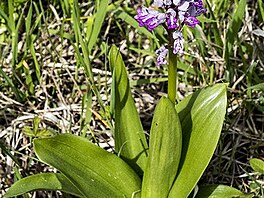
[249, 158, 264, 174]
[142, 97, 182, 198]
[87, 0, 109, 52]
[169, 84, 227, 198]
[33, 134, 141, 198]
[109, 45, 148, 175]
[4, 173, 83, 198]
[195, 184, 252, 198]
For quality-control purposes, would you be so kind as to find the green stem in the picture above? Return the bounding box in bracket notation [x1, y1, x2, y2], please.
[168, 49, 177, 104]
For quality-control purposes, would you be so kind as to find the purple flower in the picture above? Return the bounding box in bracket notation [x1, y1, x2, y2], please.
[156, 46, 169, 65]
[166, 9, 178, 29]
[184, 16, 200, 27]
[135, 0, 207, 65]
[164, 0, 172, 6]
[167, 17, 178, 29]
[173, 31, 184, 54]
[188, 0, 207, 16]
[134, 6, 166, 31]
[153, 0, 172, 8]
[153, 0, 164, 8]
[171, 0, 191, 22]
[135, 0, 206, 31]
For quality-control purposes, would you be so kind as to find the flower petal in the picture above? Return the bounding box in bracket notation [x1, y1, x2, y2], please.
[156, 46, 169, 65]
[184, 16, 200, 27]
[173, 31, 184, 54]
[134, 6, 166, 31]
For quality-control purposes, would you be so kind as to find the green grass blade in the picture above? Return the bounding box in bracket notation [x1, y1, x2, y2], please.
[0, 66, 22, 101]
[80, 91, 93, 137]
[4, 173, 84, 197]
[29, 35, 40, 81]
[0, 141, 22, 169]
[71, 0, 94, 82]
[25, 0, 32, 38]
[11, 1, 24, 69]
[109, 45, 148, 175]
[114, 8, 156, 40]
[7, 0, 15, 32]
[142, 97, 182, 198]
[169, 84, 227, 197]
[204, 0, 223, 48]
[224, 0, 246, 83]
[225, 0, 247, 54]
[87, 0, 109, 52]
[25, 1, 40, 81]
[33, 134, 141, 198]
[0, 7, 10, 31]
[247, 83, 264, 91]
[86, 16, 94, 42]
[258, 0, 264, 21]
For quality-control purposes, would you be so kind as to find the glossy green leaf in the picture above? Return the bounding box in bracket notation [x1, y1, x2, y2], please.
[195, 184, 252, 198]
[142, 97, 182, 198]
[169, 84, 227, 198]
[4, 173, 83, 198]
[109, 45, 148, 175]
[33, 134, 141, 198]
[249, 158, 264, 174]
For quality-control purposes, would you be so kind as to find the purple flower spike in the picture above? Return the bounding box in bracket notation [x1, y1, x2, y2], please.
[134, 0, 207, 65]
[134, 6, 166, 31]
[156, 46, 169, 65]
[184, 16, 200, 27]
[173, 31, 184, 54]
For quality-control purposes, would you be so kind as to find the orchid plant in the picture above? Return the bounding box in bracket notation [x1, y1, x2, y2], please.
[5, 0, 252, 198]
